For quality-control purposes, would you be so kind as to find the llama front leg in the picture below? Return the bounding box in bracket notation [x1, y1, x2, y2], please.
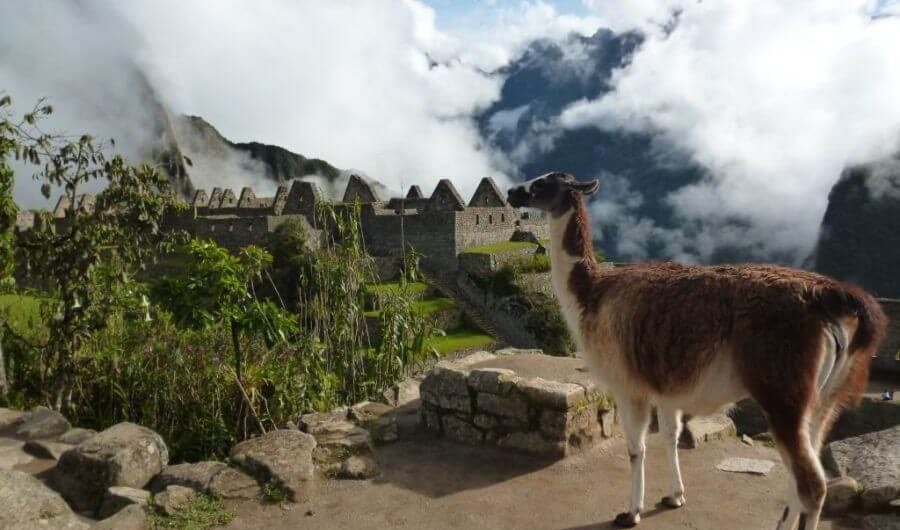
[614, 397, 651, 527]
[658, 407, 686, 509]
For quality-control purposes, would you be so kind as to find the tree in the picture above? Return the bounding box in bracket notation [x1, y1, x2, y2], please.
[5, 96, 184, 410]
[0, 93, 19, 398]
[153, 240, 297, 434]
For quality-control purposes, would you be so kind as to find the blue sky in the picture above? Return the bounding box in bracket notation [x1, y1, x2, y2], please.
[423, 0, 590, 33]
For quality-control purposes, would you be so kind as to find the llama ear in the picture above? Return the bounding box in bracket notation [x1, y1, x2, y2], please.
[572, 179, 599, 195]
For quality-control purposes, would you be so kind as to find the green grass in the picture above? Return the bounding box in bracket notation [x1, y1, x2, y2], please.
[0, 293, 46, 337]
[149, 493, 234, 530]
[459, 241, 537, 255]
[365, 297, 457, 318]
[363, 281, 428, 296]
[428, 328, 494, 354]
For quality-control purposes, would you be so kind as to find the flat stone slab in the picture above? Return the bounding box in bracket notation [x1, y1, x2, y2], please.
[469, 354, 594, 389]
[92, 504, 148, 530]
[230, 430, 316, 502]
[98, 486, 150, 518]
[716, 457, 776, 475]
[680, 414, 737, 449]
[823, 425, 899, 511]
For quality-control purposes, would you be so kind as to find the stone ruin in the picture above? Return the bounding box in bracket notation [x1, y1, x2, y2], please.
[419, 349, 615, 457]
[16, 175, 548, 275]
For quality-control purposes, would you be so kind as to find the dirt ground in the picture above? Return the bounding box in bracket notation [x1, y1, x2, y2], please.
[224, 430, 860, 530]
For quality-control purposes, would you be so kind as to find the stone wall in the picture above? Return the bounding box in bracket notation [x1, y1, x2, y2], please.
[419, 352, 613, 457]
[874, 298, 900, 374]
[454, 272, 542, 348]
[458, 245, 540, 278]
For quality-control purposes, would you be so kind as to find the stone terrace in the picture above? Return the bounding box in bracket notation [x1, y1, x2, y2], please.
[420, 349, 615, 457]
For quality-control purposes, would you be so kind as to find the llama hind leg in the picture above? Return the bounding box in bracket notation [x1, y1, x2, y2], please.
[657, 407, 686, 509]
[773, 426, 826, 530]
[614, 397, 652, 527]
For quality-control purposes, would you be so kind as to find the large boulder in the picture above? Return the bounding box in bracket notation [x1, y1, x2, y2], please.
[823, 425, 899, 511]
[0, 469, 89, 530]
[152, 484, 195, 516]
[230, 430, 316, 502]
[53, 422, 169, 513]
[14, 406, 71, 439]
[149, 461, 260, 500]
[58, 428, 97, 445]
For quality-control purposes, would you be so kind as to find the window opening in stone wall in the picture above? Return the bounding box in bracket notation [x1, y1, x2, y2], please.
[229, 224, 234, 233]
[476, 214, 480, 225]
[501, 213, 505, 223]
[489, 214, 493, 224]
[210, 225, 216, 232]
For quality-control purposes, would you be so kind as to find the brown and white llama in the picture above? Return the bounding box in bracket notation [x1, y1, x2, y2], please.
[506, 172, 887, 530]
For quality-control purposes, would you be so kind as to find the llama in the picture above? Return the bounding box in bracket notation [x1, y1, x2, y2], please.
[506, 172, 887, 530]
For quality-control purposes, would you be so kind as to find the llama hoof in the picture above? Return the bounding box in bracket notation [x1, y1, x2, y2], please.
[661, 494, 685, 509]
[613, 512, 640, 527]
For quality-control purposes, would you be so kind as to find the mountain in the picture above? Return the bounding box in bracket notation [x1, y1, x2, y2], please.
[814, 156, 900, 297]
[477, 29, 717, 262]
[171, 115, 386, 200]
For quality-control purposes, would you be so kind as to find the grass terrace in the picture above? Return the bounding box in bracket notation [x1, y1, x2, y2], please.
[0, 293, 46, 337]
[363, 281, 429, 297]
[428, 327, 495, 355]
[364, 297, 457, 318]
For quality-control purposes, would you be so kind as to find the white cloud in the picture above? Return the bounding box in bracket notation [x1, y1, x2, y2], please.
[563, 0, 900, 263]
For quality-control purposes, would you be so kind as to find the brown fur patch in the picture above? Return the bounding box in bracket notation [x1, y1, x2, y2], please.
[562, 194, 887, 400]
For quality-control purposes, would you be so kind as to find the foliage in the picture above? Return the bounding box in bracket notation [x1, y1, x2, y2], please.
[149, 493, 234, 530]
[427, 327, 494, 355]
[1, 96, 183, 409]
[524, 296, 574, 355]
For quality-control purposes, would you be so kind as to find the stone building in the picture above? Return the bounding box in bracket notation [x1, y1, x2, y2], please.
[164, 175, 548, 273]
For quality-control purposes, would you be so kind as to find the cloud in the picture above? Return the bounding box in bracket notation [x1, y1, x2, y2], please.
[563, 0, 900, 263]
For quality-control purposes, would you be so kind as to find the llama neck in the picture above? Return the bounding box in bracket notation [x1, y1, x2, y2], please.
[548, 193, 598, 343]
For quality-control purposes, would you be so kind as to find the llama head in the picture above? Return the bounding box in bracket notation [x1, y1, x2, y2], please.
[506, 172, 598, 216]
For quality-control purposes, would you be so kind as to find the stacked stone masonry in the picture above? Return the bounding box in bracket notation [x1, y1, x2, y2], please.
[17, 175, 548, 275]
[420, 352, 614, 457]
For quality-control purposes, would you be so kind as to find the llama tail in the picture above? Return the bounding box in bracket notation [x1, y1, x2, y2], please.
[810, 284, 888, 407]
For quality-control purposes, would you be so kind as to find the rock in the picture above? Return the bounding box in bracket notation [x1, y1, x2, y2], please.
[0, 407, 25, 430]
[348, 401, 393, 423]
[495, 347, 543, 356]
[334, 455, 379, 479]
[395, 378, 421, 407]
[153, 485, 195, 516]
[476, 392, 529, 422]
[442, 414, 484, 445]
[823, 425, 899, 511]
[420, 365, 472, 413]
[498, 431, 565, 457]
[599, 409, 616, 438]
[58, 428, 97, 445]
[468, 368, 518, 395]
[716, 457, 776, 475]
[0, 438, 34, 470]
[300, 411, 371, 461]
[540, 406, 596, 440]
[92, 504, 148, 530]
[453, 351, 498, 366]
[368, 416, 399, 444]
[98, 486, 150, 518]
[824, 476, 860, 515]
[53, 422, 169, 512]
[24, 439, 76, 460]
[753, 432, 774, 444]
[741, 434, 754, 446]
[420, 404, 442, 432]
[207, 466, 261, 500]
[230, 430, 316, 502]
[0, 469, 89, 530]
[15, 406, 71, 439]
[149, 461, 229, 493]
[680, 414, 737, 449]
[862, 514, 900, 530]
[728, 398, 769, 437]
[518, 378, 585, 410]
